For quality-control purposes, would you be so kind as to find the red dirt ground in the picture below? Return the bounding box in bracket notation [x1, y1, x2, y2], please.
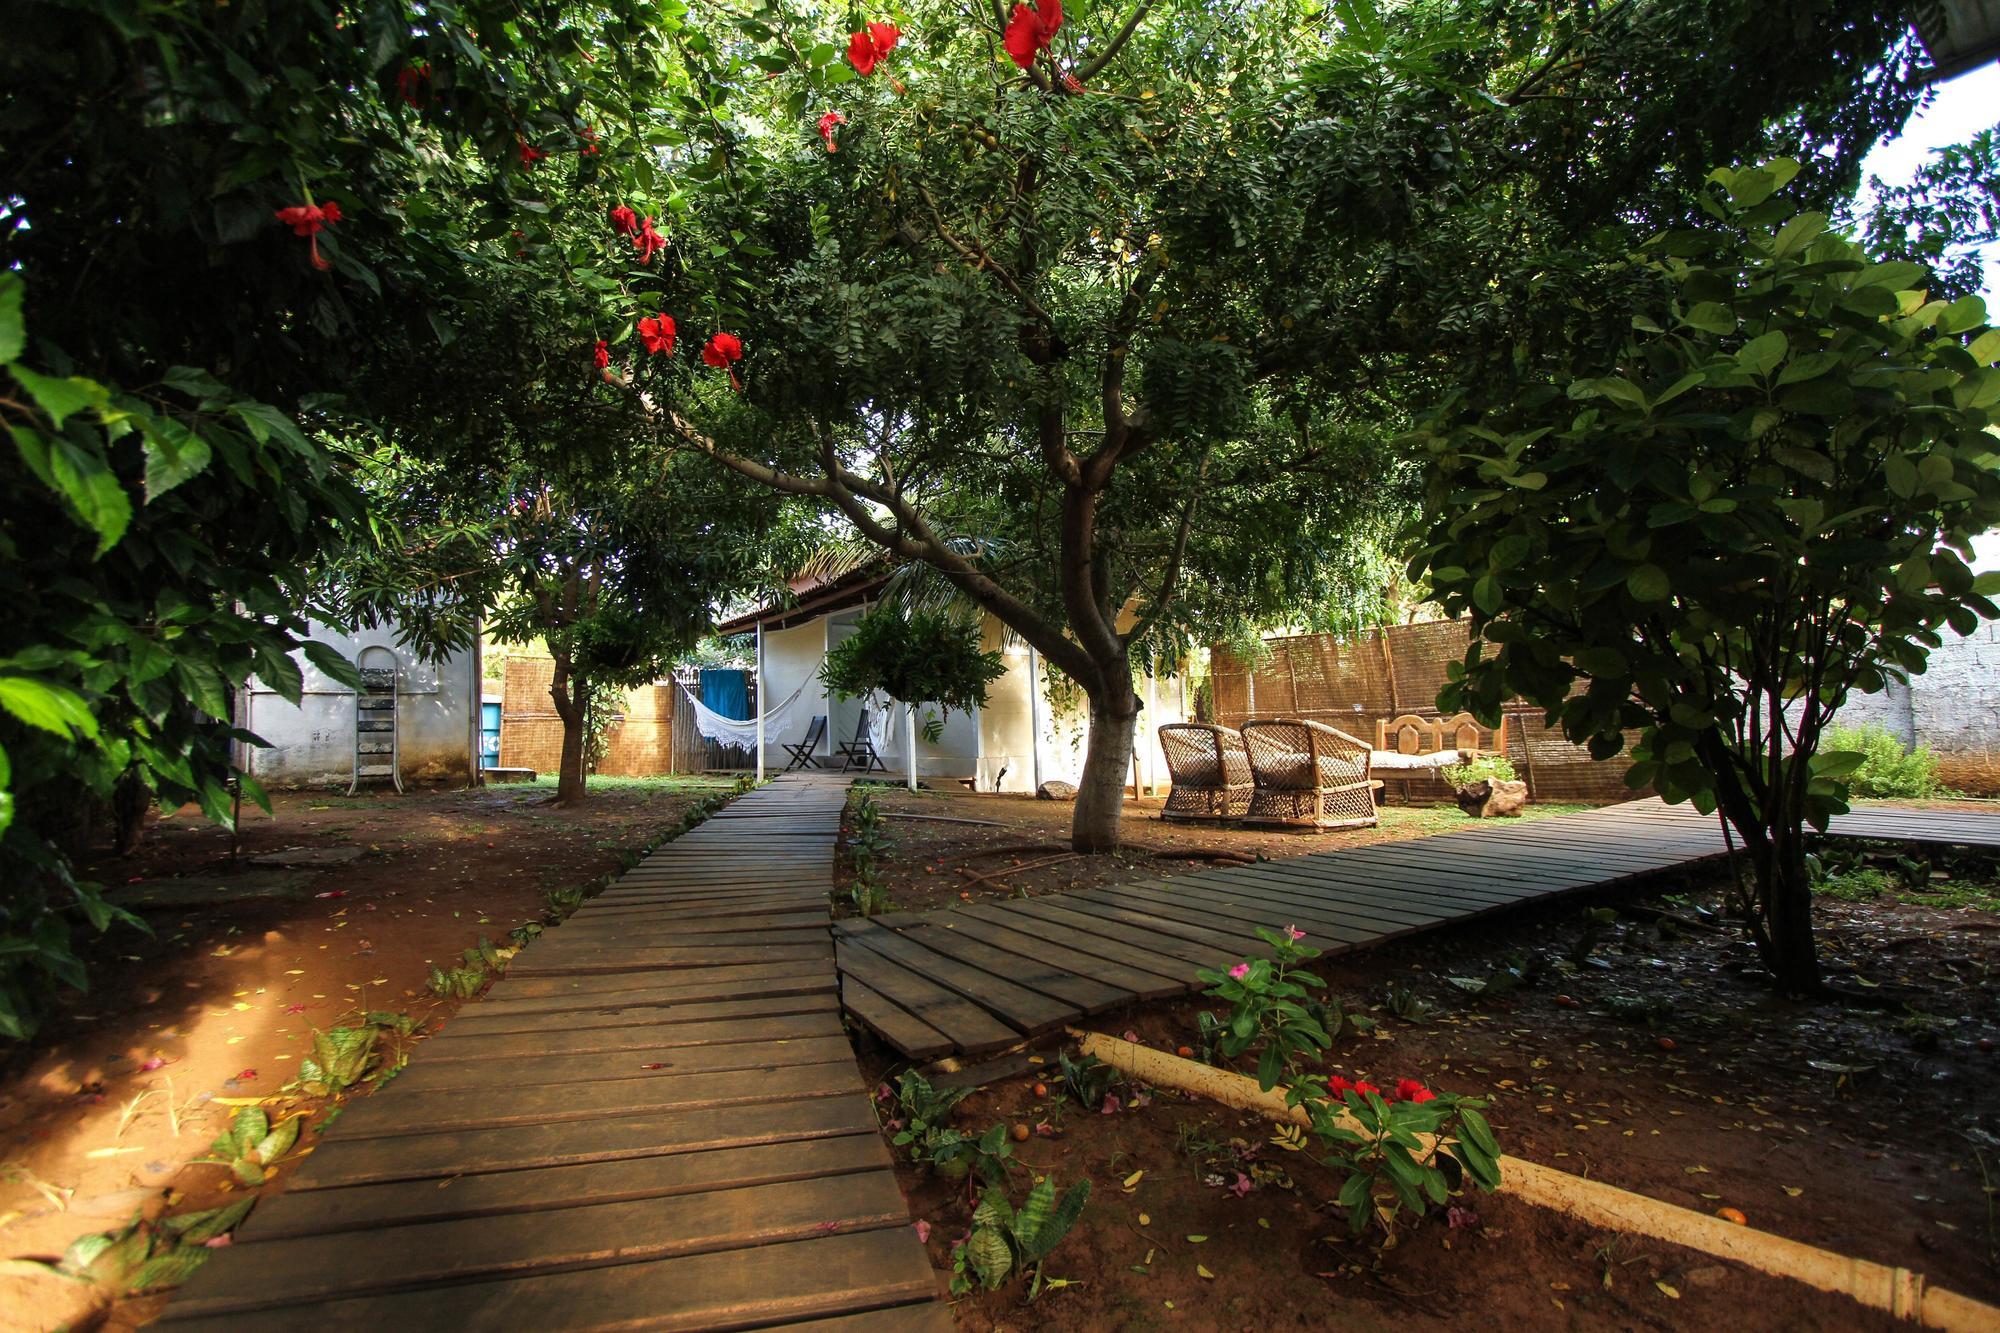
[0, 774, 731, 1332]
[846, 793, 2000, 1329]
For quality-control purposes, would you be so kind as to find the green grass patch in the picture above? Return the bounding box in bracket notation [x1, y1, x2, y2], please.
[1375, 802, 1596, 837]
[522, 774, 736, 795]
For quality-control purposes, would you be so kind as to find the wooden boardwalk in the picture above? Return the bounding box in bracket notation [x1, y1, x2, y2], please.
[164, 775, 947, 1331]
[837, 797, 2000, 1060]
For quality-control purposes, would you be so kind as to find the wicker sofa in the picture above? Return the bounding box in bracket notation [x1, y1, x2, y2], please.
[1238, 718, 1379, 831]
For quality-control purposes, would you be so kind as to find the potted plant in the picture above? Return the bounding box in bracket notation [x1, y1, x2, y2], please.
[1441, 755, 1527, 818]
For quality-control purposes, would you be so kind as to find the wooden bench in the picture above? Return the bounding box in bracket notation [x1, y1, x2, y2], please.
[1371, 713, 1508, 804]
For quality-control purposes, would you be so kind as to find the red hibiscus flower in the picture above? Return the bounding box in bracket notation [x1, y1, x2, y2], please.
[610, 204, 638, 235]
[1327, 1075, 1353, 1098]
[1352, 1079, 1381, 1098]
[638, 313, 676, 355]
[702, 331, 744, 391]
[395, 63, 432, 108]
[273, 199, 343, 271]
[818, 111, 847, 153]
[1003, 0, 1063, 69]
[632, 215, 667, 264]
[592, 339, 610, 370]
[580, 126, 600, 156]
[1392, 1078, 1438, 1104]
[847, 21, 901, 76]
[518, 138, 547, 167]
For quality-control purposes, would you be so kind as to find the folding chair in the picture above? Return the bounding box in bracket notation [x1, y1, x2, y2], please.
[837, 708, 886, 772]
[782, 715, 828, 771]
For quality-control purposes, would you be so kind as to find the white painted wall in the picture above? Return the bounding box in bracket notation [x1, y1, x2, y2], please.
[761, 620, 831, 765]
[244, 620, 476, 788]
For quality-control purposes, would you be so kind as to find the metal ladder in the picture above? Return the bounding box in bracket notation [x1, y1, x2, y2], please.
[348, 645, 404, 795]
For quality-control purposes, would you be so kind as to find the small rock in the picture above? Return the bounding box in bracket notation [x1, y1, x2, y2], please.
[1037, 780, 1078, 802]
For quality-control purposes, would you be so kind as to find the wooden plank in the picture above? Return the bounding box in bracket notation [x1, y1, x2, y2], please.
[171, 1174, 916, 1318]
[955, 904, 1200, 988]
[1002, 898, 1227, 971]
[894, 920, 1133, 1014]
[288, 1091, 885, 1192]
[157, 1226, 939, 1332]
[477, 962, 832, 1007]
[1105, 878, 1412, 943]
[838, 925, 1074, 1035]
[928, 912, 1186, 1000]
[322, 1057, 864, 1140]
[508, 941, 832, 975]
[388, 1034, 857, 1095]
[1194, 863, 1523, 918]
[1053, 891, 1274, 954]
[1155, 869, 1463, 928]
[839, 976, 953, 1061]
[833, 939, 1021, 1056]
[242, 1134, 890, 1240]
[420, 1009, 845, 1062]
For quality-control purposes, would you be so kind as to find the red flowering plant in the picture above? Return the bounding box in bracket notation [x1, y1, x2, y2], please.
[637, 313, 676, 355]
[609, 204, 639, 236]
[817, 111, 847, 153]
[702, 331, 743, 390]
[846, 21, 900, 77]
[1002, 0, 1061, 69]
[632, 215, 667, 263]
[273, 199, 343, 271]
[1200, 927, 1500, 1240]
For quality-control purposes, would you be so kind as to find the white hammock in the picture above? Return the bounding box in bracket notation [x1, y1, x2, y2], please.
[676, 672, 816, 749]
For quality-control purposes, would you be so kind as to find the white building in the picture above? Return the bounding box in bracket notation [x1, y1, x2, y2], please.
[239, 620, 480, 789]
[718, 568, 1190, 794]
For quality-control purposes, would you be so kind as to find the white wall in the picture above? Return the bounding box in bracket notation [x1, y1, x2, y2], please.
[760, 620, 832, 765]
[244, 621, 475, 788]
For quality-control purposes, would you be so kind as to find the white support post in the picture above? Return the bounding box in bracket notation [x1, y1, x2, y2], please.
[906, 702, 918, 791]
[754, 621, 766, 782]
[1027, 644, 1043, 793]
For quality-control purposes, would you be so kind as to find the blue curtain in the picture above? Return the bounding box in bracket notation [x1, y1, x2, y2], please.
[700, 668, 750, 720]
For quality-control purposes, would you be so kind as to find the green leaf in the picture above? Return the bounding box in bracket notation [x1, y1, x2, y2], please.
[301, 640, 363, 690]
[966, 1225, 1013, 1289]
[1937, 295, 1987, 335]
[10, 365, 110, 430]
[1680, 302, 1735, 335]
[1968, 329, 2000, 366]
[0, 676, 99, 741]
[1882, 452, 1917, 499]
[1627, 565, 1671, 602]
[142, 422, 213, 501]
[0, 272, 23, 363]
[1735, 331, 1789, 377]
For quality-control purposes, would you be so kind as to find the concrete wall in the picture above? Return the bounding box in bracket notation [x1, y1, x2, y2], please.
[762, 620, 833, 766]
[1806, 532, 2000, 795]
[245, 621, 475, 788]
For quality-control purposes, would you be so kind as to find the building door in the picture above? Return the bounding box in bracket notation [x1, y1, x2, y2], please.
[480, 701, 502, 770]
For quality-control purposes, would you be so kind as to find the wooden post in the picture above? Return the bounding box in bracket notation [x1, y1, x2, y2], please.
[1028, 643, 1043, 792]
[1380, 627, 1401, 714]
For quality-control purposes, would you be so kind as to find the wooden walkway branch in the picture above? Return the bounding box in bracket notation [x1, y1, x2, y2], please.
[835, 798, 2000, 1060]
[163, 775, 946, 1332]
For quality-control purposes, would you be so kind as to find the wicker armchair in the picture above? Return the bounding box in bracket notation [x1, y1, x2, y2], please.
[1158, 723, 1253, 823]
[1240, 718, 1378, 831]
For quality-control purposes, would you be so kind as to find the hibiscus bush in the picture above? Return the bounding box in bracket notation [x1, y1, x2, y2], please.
[1201, 928, 1502, 1239]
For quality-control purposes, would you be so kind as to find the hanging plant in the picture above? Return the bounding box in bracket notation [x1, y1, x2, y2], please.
[820, 607, 1005, 717]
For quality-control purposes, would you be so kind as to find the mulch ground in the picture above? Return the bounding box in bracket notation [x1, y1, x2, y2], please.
[847, 800, 2000, 1329]
[0, 774, 732, 1331]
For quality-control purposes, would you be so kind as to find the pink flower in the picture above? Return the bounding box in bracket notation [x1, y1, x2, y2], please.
[1227, 962, 1249, 980]
[1229, 1172, 1253, 1197]
[1283, 924, 1305, 942]
[915, 1220, 931, 1243]
[1100, 1093, 1122, 1114]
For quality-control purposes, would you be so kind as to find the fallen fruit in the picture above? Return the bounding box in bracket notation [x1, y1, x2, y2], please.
[1555, 994, 1579, 1008]
[1717, 1207, 1747, 1226]
[1011, 1123, 1030, 1142]
[1656, 1036, 1678, 1052]
[1033, 1082, 1048, 1098]
[1176, 1045, 1194, 1058]
[1979, 1038, 1994, 1053]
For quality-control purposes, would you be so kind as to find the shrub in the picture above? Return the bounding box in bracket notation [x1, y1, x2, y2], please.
[1821, 724, 1947, 799]
[1440, 754, 1517, 788]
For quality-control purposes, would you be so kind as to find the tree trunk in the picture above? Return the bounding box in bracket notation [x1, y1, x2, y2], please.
[549, 658, 588, 805]
[1071, 685, 1140, 854]
[1760, 817, 1821, 992]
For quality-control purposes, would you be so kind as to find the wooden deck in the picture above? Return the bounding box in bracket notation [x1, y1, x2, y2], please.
[837, 797, 2000, 1060]
[163, 775, 947, 1331]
